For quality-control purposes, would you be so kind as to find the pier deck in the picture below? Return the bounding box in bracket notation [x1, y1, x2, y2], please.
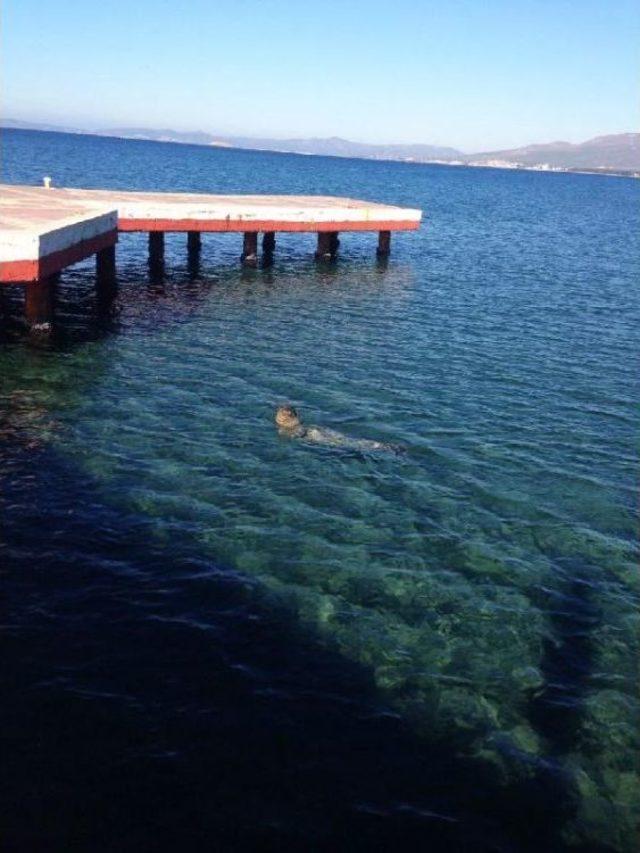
[0, 182, 421, 329]
[0, 185, 421, 236]
[0, 188, 117, 283]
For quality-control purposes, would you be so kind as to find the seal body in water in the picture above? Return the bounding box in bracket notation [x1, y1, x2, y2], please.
[275, 405, 396, 452]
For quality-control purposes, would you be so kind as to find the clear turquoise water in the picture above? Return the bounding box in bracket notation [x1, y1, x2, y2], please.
[2, 129, 639, 852]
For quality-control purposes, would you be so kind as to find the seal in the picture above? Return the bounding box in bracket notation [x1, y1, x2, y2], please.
[275, 405, 397, 452]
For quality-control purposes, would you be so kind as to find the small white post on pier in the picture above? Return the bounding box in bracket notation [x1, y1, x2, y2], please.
[43, 176, 52, 189]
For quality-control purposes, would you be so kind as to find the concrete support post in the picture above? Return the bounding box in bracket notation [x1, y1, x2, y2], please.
[25, 275, 57, 334]
[96, 245, 118, 317]
[262, 232, 276, 266]
[96, 245, 116, 285]
[315, 231, 340, 260]
[187, 231, 201, 253]
[148, 231, 165, 282]
[241, 232, 258, 267]
[149, 232, 165, 264]
[187, 231, 201, 277]
[377, 230, 391, 258]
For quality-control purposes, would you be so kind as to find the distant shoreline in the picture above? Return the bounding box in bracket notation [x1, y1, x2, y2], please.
[2, 124, 638, 180]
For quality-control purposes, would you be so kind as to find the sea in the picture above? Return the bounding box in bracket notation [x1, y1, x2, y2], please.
[1, 128, 638, 852]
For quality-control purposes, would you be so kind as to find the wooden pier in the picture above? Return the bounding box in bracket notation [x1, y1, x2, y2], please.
[0, 183, 421, 331]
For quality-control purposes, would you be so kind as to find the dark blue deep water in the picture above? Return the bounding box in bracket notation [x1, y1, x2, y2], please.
[1, 129, 639, 852]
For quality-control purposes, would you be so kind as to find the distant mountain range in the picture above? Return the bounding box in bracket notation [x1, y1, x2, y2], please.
[468, 134, 640, 171]
[3, 119, 638, 175]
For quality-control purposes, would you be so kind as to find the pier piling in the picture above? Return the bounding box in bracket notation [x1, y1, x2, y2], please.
[149, 232, 165, 264]
[315, 231, 340, 261]
[148, 232, 165, 281]
[241, 232, 258, 267]
[377, 230, 391, 257]
[187, 231, 202, 277]
[96, 245, 118, 312]
[25, 275, 57, 334]
[262, 232, 276, 266]
[187, 231, 201, 253]
[96, 245, 116, 284]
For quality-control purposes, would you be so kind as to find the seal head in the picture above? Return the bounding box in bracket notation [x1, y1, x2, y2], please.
[275, 405, 303, 431]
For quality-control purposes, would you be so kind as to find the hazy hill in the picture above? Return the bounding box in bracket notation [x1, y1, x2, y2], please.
[2, 117, 82, 134]
[106, 127, 216, 146]
[102, 128, 640, 170]
[107, 128, 463, 161]
[472, 134, 640, 170]
[2, 120, 638, 172]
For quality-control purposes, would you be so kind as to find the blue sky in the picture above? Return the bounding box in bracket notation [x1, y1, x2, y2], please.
[3, 0, 638, 151]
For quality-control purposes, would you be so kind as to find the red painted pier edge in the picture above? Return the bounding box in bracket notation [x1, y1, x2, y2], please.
[119, 218, 421, 233]
[0, 229, 119, 284]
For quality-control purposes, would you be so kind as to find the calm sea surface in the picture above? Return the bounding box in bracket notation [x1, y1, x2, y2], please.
[1, 129, 639, 852]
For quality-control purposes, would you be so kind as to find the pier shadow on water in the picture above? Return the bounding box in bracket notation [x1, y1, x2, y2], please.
[1, 436, 597, 853]
[528, 568, 599, 754]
